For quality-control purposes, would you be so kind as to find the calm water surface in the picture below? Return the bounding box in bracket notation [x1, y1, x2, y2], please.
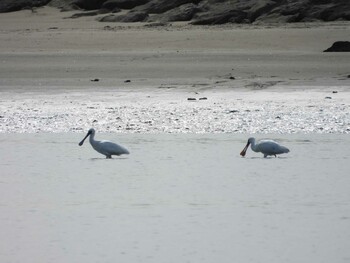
[0, 133, 349, 263]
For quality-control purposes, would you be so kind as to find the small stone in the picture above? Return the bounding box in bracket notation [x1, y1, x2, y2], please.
[124, 80, 131, 83]
[229, 76, 235, 80]
[199, 97, 207, 100]
[332, 91, 338, 93]
[187, 98, 196, 101]
[325, 96, 332, 99]
[91, 78, 99, 82]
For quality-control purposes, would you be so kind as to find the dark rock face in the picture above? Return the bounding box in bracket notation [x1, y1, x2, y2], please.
[101, 0, 150, 10]
[324, 41, 350, 52]
[99, 11, 149, 22]
[0, 0, 51, 13]
[155, 3, 199, 22]
[2, 0, 350, 24]
[134, 0, 201, 14]
[192, 9, 247, 25]
[73, 0, 106, 10]
[48, 0, 79, 11]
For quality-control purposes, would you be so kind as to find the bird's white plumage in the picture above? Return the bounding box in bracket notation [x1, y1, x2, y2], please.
[240, 137, 289, 158]
[79, 128, 129, 158]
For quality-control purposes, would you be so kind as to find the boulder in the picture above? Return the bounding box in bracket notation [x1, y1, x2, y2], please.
[191, 9, 247, 25]
[155, 3, 199, 22]
[0, 0, 50, 13]
[48, 0, 79, 11]
[244, 0, 350, 23]
[134, 0, 201, 14]
[99, 11, 149, 22]
[248, 0, 279, 22]
[73, 0, 106, 10]
[323, 41, 350, 52]
[101, 0, 149, 10]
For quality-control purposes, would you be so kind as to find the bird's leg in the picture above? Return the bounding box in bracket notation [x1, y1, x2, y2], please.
[106, 155, 112, 159]
[264, 154, 267, 158]
[274, 154, 276, 157]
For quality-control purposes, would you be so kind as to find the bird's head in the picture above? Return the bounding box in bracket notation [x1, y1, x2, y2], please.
[88, 128, 95, 135]
[247, 137, 255, 144]
[79, 128, 95, 146]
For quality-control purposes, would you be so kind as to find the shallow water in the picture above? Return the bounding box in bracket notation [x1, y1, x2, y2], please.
[0, 133, 349, 263]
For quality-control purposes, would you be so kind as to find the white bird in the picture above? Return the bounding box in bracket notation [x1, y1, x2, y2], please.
[240, 137, 289, 158]
[79, 128, 129, 158]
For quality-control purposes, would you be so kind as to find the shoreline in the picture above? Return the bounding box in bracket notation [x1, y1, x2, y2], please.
[1, 87, 349, 134]
[0, 7, 349, 134]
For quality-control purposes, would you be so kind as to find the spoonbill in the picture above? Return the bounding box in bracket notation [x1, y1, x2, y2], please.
[79, 128, 129, 158]
[240, 137, 289, 158]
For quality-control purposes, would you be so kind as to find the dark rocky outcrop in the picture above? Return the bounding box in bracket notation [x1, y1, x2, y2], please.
[0, 0, 51, 13]
[192, 9, 247, 25]
[73, 0, 105, 10]
[153, 3, 200, 22]
[101, 0, 150, 10]
[48, 0, 79, 11]
[324, 41, 350, 52]
[133, 0, 201, 14]
[99, 11, 149, 22]
[1, 0, 350, 25]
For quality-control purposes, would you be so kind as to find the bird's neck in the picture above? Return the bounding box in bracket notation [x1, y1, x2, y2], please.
[89, 133, 96, 144]
[250, 140, 258, 151]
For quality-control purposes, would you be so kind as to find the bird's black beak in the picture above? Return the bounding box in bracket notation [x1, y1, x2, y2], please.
[78, 130, 91, 146]
[240, 141, 250, 157]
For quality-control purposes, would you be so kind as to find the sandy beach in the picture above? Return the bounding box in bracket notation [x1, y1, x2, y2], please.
[0, 5, 350, 263]
[1, 7, 349, 134]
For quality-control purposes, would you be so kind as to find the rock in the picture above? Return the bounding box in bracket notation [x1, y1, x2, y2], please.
[154, 3, 199, 22]
[325, 97, 332, 99]
[3, 0, 350, 25]
[48, 0, 79, 11]
[73, 0, 106, 10]
[144, 22, 168, 27]
[101, 0, 149, 10]
[99, 11, 149, 22]
[70, 10, 101, 18]
[254, 0, 349, 23]
[248, 0, 278, 22]
[324, 41, 350, 52]
[0, 0, 50, 13]
[187, 98, 196, 101]
[134, 0, 201, 14]
[91, 78, 100, 82]
[191, 9, 247, 25]
[199, 97, 207, 100]
[124, 79, 131, 83]
[310, 0, 350, 21]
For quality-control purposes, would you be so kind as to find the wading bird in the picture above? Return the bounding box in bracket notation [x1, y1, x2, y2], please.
[79, 128, 129, 158]
[240, 137, 289, 158]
